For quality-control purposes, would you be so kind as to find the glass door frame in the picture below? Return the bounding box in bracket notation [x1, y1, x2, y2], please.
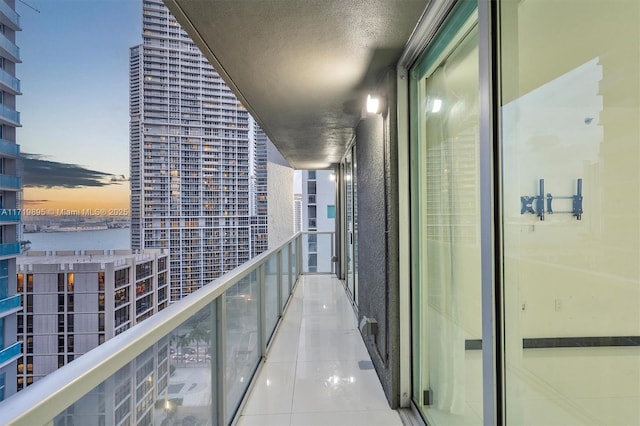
[397, 0, 501, 423]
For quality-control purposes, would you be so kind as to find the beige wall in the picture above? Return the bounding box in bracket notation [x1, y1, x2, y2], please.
[501, 0, 640, 337]
[266, 141, 294, 249]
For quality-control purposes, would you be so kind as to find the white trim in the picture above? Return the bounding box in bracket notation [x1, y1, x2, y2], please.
[396, 65, 412, 408]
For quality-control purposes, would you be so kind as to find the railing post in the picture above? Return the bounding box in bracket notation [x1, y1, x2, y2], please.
[277, 249, 283, 316]
[331, 232, 335, 274]
[258, 263, 267, 357]
[215, 294, 227, 425]
[287, 242, 293, 296]
[297, 233, 302, 279]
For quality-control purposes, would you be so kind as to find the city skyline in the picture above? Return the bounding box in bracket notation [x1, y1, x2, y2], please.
[17, 0, 140, 214]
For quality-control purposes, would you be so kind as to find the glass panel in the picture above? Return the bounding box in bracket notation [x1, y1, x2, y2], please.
[291, 237, 298, 284]
[410, 3, 481, 424]
[316, 233, 333, 274]
[281, 245, 290, 309]
[499, 1, 640, 424]
[225, 271, 259, 422]
[265, 255, 279, 343]
[53, 335, 185, 426]
[352, 145, 358, 303]
[345, 152, 354, 297]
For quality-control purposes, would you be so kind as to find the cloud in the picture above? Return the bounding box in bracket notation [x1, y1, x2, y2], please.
[21, 153, 128, 189]
[22, 199, 50, 205]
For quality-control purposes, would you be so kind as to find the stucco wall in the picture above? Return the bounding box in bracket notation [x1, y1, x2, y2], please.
[354, 69, 400, 407]
[267, 141, 294, 248]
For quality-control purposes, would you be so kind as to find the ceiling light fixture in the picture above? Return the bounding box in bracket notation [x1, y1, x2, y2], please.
[367, 94, 380, 114]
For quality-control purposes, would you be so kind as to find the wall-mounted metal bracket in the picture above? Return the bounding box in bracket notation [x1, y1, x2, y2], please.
[522, 178, 584, 221]
[520, 179, 545, 220]
[546, 178, 583, 220]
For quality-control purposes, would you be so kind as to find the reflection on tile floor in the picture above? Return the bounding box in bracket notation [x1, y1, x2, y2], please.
[237, 275, 402, 426]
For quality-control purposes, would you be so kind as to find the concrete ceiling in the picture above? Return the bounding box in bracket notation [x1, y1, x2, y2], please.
[165, 0, 428, 169]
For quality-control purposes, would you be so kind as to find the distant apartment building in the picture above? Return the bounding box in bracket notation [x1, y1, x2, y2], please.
[0, 0, 22, 401]
[300, 170, 335, 272]
[54, 337, 170, 426]
[293, 193, 302, 233]
[15, 249, 169, 390]
[129, 0, 268, 301]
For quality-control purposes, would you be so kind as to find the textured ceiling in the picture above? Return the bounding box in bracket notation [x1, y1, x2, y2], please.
[165, 0, 428, 169]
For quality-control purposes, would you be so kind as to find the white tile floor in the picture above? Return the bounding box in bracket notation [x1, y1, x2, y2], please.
[237, 275, 403, 426]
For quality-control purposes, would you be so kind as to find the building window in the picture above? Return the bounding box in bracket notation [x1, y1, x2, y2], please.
[308, 254, 317, 273]
[115, 268, 130, 287]
[67, 314, 74, 332]
[327, 205, 335, 219]
[308, 171, 316, 179]
[67, 273, 74, 292]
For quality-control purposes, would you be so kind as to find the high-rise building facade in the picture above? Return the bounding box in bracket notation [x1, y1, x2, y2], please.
[0, 0, 22, 402]
[130, 0, 268, 301]
[15, 249, 169, 390]
[300, 170, 335, 272]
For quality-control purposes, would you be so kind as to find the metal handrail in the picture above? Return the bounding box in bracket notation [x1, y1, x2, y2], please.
[0, 232, 304, 425]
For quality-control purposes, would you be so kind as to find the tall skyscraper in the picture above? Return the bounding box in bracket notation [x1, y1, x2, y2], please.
[0, 0, 22, 401]
[129, 0, 268, 301]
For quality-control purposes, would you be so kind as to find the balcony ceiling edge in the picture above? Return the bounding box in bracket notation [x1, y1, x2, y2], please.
[164, 0, 427, 169]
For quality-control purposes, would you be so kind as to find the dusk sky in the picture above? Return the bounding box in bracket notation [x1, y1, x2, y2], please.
[17, 0, 141, 211]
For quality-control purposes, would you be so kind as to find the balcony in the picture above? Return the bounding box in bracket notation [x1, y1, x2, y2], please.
[0, 32, 20, 63]
[0, 103, 20, 126]
[0, 67, 20, 95]
[0, 232, 382, 425]
[0, 174, 20, 190]
[0, 341, 21, 370]
[0, 208, 20, 222]
[0, 0, 20, 31]
[0, 138, 19, 158]
[0, 242, 20, 258]
[0, 294, 21, 317]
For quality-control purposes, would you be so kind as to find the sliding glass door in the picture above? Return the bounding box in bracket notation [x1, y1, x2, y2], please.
[410, 2, 482, 424]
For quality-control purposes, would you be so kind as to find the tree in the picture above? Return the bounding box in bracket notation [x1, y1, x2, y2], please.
[176, 333, 191, 363]
[188, 321, 210, 363]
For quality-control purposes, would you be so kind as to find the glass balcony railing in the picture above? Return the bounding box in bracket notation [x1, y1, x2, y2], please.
[0, 294, 21, 315]
[0, 174, 20, 190]
[0, 138, 19, 157]
[0, 232, 325, 426]
[302, 231, 336, 274]
[0, 0, 20, 30]
[0, 32, 19, 61]
[0, 68, 20, 94]
[0, 104, 20, 125]
[0, 341, 21, 368]
[0, 208, 20, 222]
[0, 242, 20, 257]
